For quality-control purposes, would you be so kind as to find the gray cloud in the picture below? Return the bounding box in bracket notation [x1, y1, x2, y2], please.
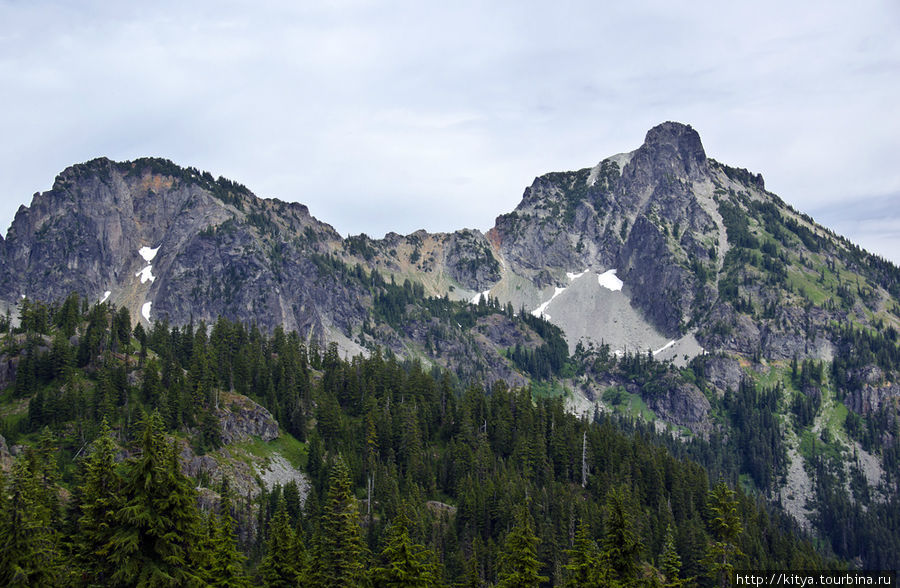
[1, 0, 899, 263]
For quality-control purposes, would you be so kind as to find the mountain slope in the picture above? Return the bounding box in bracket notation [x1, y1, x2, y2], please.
[1, 122, 899, 568]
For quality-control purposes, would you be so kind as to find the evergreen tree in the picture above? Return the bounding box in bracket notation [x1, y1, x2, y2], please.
[460, 539, 484, 588]
[563, 520, 606, 588]
[0, 455, 62, 586]
[660, 524, 685, 587]
[74, 418, 121, 584]
[496, 505, 548, 588]
[703, 481, 744, 588]
[371, 510, 440, 587]
[203, 483, 249, 587]
[311, 457, 367, 587]
[259, 500, 305, 587]
[105, 410, 203, 586]
[602, 486, 644, 585]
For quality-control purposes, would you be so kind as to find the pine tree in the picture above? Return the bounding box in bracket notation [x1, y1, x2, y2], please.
[703, 481, 745, 588]
[660, 524, 685, 587]
[563, 519, 605, 587]
[602, 486, 644, 585]
[371, 510, 440, 587]
[0, 454, 62, 586]
[203, 483, 249, 587]
[460, 539, 483, 588]
[74, 418, 121, 584]
[496, 505, 548, 588]
[311, 457, 366, 587]
[105, 410, 203, 586]
[259, 500, 305, 587]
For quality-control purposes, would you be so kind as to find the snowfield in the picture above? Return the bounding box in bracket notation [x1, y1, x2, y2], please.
[597, 269, 623, 291]
[139, 246, 160, 263]
[136, 266, 156, 283]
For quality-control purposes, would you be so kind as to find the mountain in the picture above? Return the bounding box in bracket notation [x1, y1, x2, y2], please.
[1, 122, 899, 568]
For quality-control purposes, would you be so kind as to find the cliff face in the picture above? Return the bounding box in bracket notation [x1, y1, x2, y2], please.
[0, 158, 369, 342]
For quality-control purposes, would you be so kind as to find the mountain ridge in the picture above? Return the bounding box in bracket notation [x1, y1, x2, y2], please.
[1, 121, 899, 568]
[3, 121, 898, 364]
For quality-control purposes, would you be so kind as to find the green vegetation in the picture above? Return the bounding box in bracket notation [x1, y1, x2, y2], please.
[0, 294, 837, 584]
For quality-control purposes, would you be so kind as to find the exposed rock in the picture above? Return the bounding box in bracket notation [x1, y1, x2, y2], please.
[780, 444, 814, 532]
[644, 381, 712, 436]
[702, 355, 744, 396]
[845, 366, 900, 416]
[0, 157, 364, 341]
[216, 392, 279, 444]
[180, 447, 219, 482]
[425, 500, 458, 517]
[255, 454, 310, 497]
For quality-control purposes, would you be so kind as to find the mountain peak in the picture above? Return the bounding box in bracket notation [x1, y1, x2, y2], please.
[643, 121, 703, 150]
[631, 121, 708, 179]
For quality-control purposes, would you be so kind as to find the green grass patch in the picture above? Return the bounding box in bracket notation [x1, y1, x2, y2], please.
[787, 268, 832, 306]
[750, 362, 792, 389]
[827, 400, 848, 435]
[624, 393, 656, 421]
[798, 428, 844, 463]
[231, 432, 308, 469]
[602, 386, 656, 421]
[531, 379, 567, 399]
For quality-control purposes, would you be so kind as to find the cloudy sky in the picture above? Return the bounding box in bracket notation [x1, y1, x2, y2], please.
[2, 0, 899, 262]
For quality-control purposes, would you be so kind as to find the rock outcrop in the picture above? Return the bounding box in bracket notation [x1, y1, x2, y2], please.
[216, 392, 279, 444]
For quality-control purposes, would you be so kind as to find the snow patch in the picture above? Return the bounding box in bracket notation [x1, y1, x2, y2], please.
[100, 291, 111, 304]
[139, 245, 160, 263]
[653, 340, 676, 355]
[597, 269, 623, 291]
[141, 301, 152, 321]
[566, 269, 589, 281]
[531, 286, 567, 319]
[135, 265, 156, 284]
[470, 290, 491, 304]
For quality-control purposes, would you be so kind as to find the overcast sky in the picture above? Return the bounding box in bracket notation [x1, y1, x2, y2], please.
[2, 0, 899, 263]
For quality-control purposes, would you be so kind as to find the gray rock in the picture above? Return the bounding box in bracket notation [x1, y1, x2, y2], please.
[702, 355, 744, 396]
[217, 394, 279, 444]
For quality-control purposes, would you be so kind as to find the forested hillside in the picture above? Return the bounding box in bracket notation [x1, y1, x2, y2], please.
[0, 294, 834, 586]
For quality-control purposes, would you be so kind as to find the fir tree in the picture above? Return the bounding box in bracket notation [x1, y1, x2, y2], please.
[203, 483, 249, 587]
[311, 457, 367, 587]
[602, 486, 644, 585]
[371, 510, 440, 587]
[259, 500, 305, 587]
[703, 481, 744, 588]
[660, 524, 685, 587]
[563, 519, 605, 588]
[74, 418, 121, 584]
[496, 505, 548, 588]
[106, 410, 203, 586]
[0, 455, 62, 586]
